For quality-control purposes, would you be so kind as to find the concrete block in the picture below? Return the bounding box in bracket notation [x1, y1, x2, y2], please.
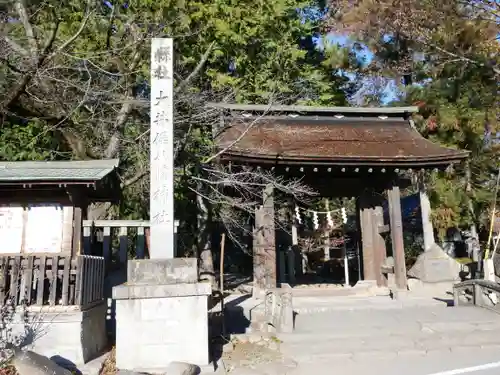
[115, 295, 210, 371]
[127, 258, 198, 285]
[113, 282, 211, 300]
[10, 304, 108, 365]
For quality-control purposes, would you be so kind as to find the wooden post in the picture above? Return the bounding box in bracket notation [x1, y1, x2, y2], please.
[67, 188, 86, 256]
[253, 184, 277, 298]
[358, 193, 376, 281]
[373, 205, 388, 286]
[323, 199, 331, 261]
[291, 209, 303, 277]
[388, 185, 407, 290]
[287, 249, 296, 285]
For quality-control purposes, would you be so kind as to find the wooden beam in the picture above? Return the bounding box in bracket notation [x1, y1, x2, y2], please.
[206, 102, 419, 114]
[359, 194, 376, 281]
[387, 185, 407, 290]
[372, 206, 387, 287]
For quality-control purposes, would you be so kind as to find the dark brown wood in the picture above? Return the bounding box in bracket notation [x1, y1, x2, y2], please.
[102, 226, 111, 267]
[387, 185, 407, 290]
[62, 256, 71, 305]
[75, 256, 84, 306]
[72, 207, 83, 256]
[87, 256, 94, 306]
[136, 226, 145, 259]
[372, 206, 387, 287]
[49, 256, 59, 306]
[10, 256, 21, 305]
[253, 184, 277, 296]
[95, 258, 103, 301]
[0, 258, 6, 303]
[37, 256, 46, 305]
[0, 189, 73, 205]
[358, 192, 377, 281]
[360, 206, 376, 281]
[119, 227, 128, 265]
[69, 281, 75, 305]
[25, 256, 34, 304]
[83, 226, 93, 255]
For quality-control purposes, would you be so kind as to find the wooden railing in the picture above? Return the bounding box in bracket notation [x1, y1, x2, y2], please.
[0, 255, 104, 309]
[82, 220, 179, 272]
[82, 220, 178, 340]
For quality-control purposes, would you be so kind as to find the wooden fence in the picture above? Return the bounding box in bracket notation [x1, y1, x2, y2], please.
[82, 220, 178, 341]
[82, 220, 179, 272]
[0, 255, 105, 309]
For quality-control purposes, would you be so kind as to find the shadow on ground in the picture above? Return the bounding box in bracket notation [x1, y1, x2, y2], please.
[209, 294, 252, 371]
[51, 355, 82, 375]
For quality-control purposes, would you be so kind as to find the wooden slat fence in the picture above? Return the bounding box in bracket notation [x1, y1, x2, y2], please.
[0, 255, 104, 308]
[82, 220, 179, 272]
[82, 220, 178, 342]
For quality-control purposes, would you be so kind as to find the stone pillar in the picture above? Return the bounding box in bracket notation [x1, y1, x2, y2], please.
[419, 175, 435, 251]
[264, 284, 293, 333]
[253, 184, 277, 298]
[113, 258, 211, 371]
[387, 185, 407, 290]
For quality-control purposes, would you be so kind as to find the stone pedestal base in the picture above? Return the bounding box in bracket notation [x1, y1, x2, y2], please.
[113, 259, 211, 372]
[264, 284, 293, 333]
[11, 303, 107, 365]
[408, 244, 462, 283]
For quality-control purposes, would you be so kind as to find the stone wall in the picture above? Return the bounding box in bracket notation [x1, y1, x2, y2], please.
[10, 303, 107, 365]
[115, 295, 209, 369]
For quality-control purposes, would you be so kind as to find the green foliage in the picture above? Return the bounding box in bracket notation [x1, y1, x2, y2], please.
[0, 0, 354, 245]
[0, 121, 60, 161]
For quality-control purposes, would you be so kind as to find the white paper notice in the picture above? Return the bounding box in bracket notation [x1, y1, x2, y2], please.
[0, 206, 24, 254]
[24, 205, 64, 253]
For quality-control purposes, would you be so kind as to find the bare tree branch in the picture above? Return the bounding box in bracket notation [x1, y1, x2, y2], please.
[174, 41, 216, 95]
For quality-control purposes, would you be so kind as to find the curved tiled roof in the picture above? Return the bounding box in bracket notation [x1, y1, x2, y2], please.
[0, 159, 119, 182]
[216, 117, 468, 167]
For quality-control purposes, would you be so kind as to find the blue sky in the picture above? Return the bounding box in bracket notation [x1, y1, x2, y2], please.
[325, 34, 399, 104]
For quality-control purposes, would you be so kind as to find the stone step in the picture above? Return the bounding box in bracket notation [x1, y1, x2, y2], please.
[291, 306, 500, 329]
[279, 327, 500, 355]
[283, 316, 500, 338]
[280, 330, 500, 362]
[290, 320, 500, 337]
[292, 297, 448, 314]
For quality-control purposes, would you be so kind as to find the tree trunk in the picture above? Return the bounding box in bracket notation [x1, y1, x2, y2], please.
[197, 194, 215, 288]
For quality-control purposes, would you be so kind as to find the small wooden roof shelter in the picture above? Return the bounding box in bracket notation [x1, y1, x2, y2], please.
[0, 159, 120, 256]
[0, 159, 120, 202]
[207, 103, 469, 293]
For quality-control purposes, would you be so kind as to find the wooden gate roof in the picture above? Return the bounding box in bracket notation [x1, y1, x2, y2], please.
[209, 103, 469, 168]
